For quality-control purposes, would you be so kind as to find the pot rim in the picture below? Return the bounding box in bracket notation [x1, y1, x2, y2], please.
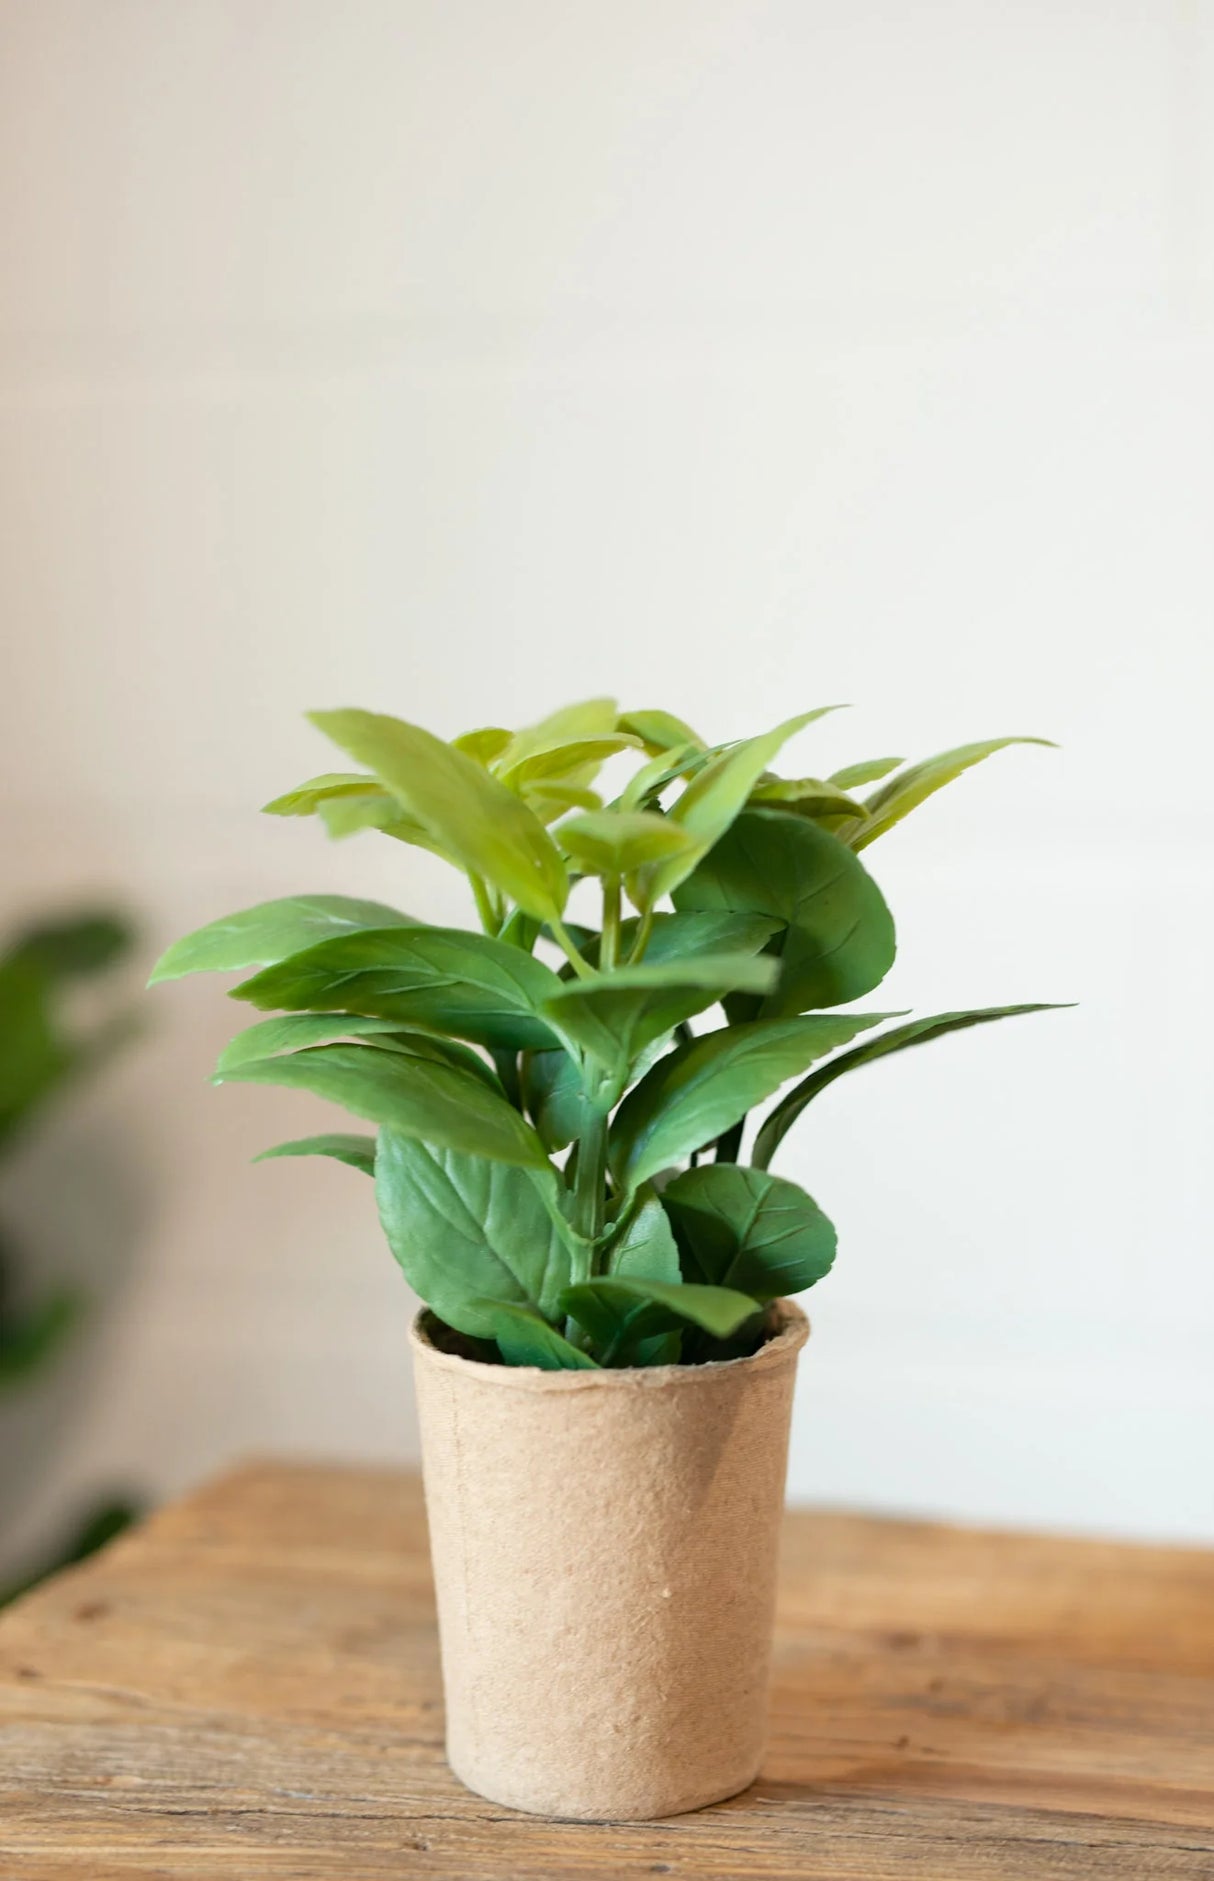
[409, 1297, 809, 1393]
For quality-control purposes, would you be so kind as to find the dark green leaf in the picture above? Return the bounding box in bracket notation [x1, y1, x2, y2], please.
[376, 1131, 576, 1333]
[148, 894, 417, 984]
[610, 1012, 890, 1191]
[0, 1291, 79, 1388]
[469, 1299, 599, 1369]
[753, 1004, 1069, 1169]
[255, 1133, 377, 1175]
[561, 1275, 759, 1364]
[520, 1047, 582, 1152]
[8, 914, 132, 980]
[674, 809, 896, 1014]
[663, 1164, 835, 1298]
[217, 1012, 433, 1077]
[851, 737, 1055, 848]
[606, 1187, 682, 1284]
[542, 954, 778, 1070]
[218, 1039, 548, 1167]
[230, 926, 566, 1053]
[309, 709, 568, 922]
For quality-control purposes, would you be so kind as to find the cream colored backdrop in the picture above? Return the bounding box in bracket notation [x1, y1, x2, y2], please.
[2, 1, 1211, 1562]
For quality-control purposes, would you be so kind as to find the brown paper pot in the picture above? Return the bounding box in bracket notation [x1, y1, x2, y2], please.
[410, 1299, 809, 1821]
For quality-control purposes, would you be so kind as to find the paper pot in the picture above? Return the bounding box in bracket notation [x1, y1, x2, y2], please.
[409, 1299, 809, 1821]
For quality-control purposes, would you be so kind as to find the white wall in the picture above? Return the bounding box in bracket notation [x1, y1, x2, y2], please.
[1, 0, 1211, 1557]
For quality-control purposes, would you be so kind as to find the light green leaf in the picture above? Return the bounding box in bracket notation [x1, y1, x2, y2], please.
[752, 1004, 1069, 1169]
[317, 787, 449, 855]
[639, 707, 843, 904]
[525, 783, 603, 826]
[557, 808, 697, 878]
[148, 894, 419, 985]
[493, 698, 620, 776]
[617, 740, 703, 812]
[504, 736, 644, 791]
[469, 1299, 600, 1370]
[218, 1039, 549, 1168]
[663, 1164, 835, 1298]
[520, 1046, 582, 1152]
[254, 1133, 377, 1175]
[748, 775, 864, 819]
[828, 756, 904, 790]
[850, 737, 1055, 848]
[309, 709, 568, 923]
[230, 926, 566, 1053]
[610, 1013, 890, 1191]
[674, 809, 896, 1014]
[262, 773, 378, 816]
[376, 1131, 575, 1333]
[542, 954, 778, 1071]
[617, 709, 706, 755]
[560, 1275, 760, 1364]
[452, 726, 512, 766]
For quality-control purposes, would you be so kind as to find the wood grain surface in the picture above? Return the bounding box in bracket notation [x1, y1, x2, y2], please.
[1, 1461, 1211, 1879]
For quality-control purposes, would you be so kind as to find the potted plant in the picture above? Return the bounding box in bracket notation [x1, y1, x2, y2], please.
[151, 699, 1064, 1821]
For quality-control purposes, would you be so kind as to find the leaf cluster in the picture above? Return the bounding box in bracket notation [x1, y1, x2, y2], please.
[152, 700, 1066, 1369]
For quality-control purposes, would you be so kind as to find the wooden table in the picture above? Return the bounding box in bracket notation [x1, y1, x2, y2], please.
[1, 1462, 1211, 1879]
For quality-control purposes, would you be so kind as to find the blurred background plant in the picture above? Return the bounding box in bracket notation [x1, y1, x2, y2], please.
[0, 910, 143, 1603]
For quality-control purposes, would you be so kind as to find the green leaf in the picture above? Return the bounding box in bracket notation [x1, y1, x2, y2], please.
[850, 738, 1055, 848]
[617, 740, 703, 812]
[317, 788, 449, 855]
[748, 776, 864, 819]
[468, 1300, 600, 1369]
[674, 809, 896, 1015]
[639, 707, 843, 904]
[230, 926, 566, 1053]
[520, 1046, 582, 1152]
[610, 1013, 890, 1192]
[254, 1133, 377, 1175]
[526, 782, 603, 826]
[218, 1039, 548, 1168]
[216, 1012, 435, 1077]
[542, 954, 778, 1071]
[752, 1004, 1069, 1169]
[262, 772, 379, 816]
[493, 697, 620, 776]
[632, 910, 783, 964]
[560, 1275, 759, 1364]
[663, 1164, 835, 1298]
[617, 709, 706, 755]
[606, 1187, 682, 1284]
[504, 736, 644, 792]
[557, 809, 697, 878]
[9, 913, 132, 980]
[452, 726, 512, 766]
[828, 757, 904, 790]
[376, 1131, 575, 1334]
[149, 894, 418, 984]
[309, 709, 568, 923]
[0, 1291, 79, 1388]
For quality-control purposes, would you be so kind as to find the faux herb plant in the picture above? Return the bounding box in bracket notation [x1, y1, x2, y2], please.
[151, 700, 1063, 1371]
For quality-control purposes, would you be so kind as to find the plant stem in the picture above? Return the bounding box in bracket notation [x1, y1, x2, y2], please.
[469, 873, 499, 936]
[627, 905, 654, 964]
[601, 876, 622, 971]
[572, 1091, 610, 1265]
[550, 918, 596, 980]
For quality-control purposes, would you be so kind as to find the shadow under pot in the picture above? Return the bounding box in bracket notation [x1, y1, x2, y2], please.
[410, 1297, 809, 1822]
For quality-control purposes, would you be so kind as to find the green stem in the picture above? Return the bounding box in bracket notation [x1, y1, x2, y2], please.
[601, 876, 622, 971]
[469, 873, 500, 936]
[572, 1092, 610, 1264]
[550, 918, 596, 981]
[627, 905, 654, 965]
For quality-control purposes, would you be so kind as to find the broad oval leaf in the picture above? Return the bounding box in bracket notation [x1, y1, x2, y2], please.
[493, 697, 620, 776]
[230, 926, 566, 1053]
[606, 1187, 681, 1284]
[520, 1046, 582, 1152]
[504, 736, 644, 792]
[218, 1040, 549, 1168]
[217, 1011, 499, 1086]
[610, 1013, 890, 1192]
[752, 1003, 1069, 1170]
[376, 1131, 576, 1333]
[542, 953, 778, 1071]
[452, 726, 512, 766]
[851, 737, 1055, 849]
[309, 709, 568, 922]
[663, 1164, 835, 1298]
[148, 894, 419, 985]
[254, 1133, 377, 1175]
[674, 809, 896, 1014]
[468, 1299, 599, 1369]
